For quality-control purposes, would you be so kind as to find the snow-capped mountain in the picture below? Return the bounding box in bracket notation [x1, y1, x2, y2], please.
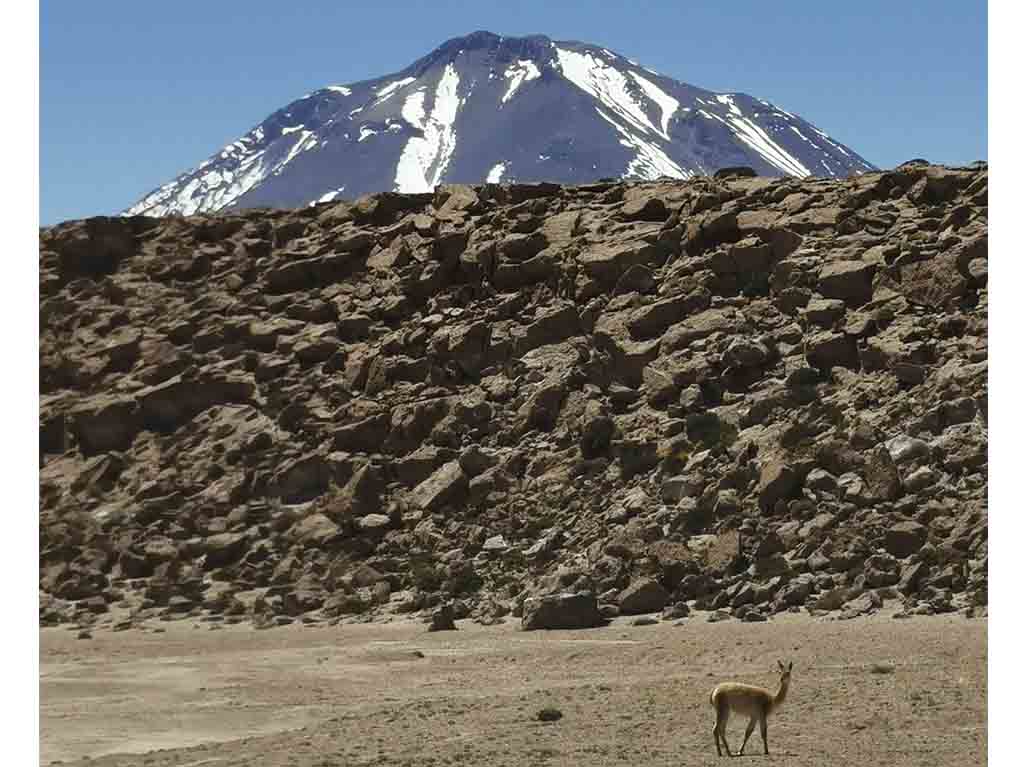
[126, 31, 875, 217]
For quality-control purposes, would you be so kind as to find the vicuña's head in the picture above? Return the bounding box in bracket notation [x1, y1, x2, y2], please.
[777, 660, 793, 683]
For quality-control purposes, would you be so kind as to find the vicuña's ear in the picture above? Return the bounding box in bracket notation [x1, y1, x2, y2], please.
[788, 661, 794, 672]
[777, 660, 785, 671]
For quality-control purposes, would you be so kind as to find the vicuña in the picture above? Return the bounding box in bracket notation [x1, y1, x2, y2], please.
[710, 660, 793, 757]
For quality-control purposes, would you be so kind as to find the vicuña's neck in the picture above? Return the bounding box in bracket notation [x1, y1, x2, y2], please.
[773, 677, 789, 708]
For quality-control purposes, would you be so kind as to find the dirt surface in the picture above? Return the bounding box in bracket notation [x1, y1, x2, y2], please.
[40, 610, 985, 766]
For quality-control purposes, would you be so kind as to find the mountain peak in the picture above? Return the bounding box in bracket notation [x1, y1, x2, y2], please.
[415, 31, 556, 71]
[439, 30, 553, 50]
[125, 32, 875, 217]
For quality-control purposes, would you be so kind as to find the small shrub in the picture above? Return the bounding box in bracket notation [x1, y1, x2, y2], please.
[537, 707, 563, 722]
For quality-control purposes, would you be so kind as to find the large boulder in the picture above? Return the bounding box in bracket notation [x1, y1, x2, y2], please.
[580, 400, 615, 458]
[884, 435, 931, 464]
[516, 304, 580, 354]
[805, 331, 860, 370]
[137, 374, 255, 432]
[51, 216, 143, 278]
[817, 260, 876, 305]
[332, 413, 392, 453]
[492, 248, 559, 290]
[70, 397, 140, 455]
[900, 252, 969, 309]
[411, 461, 468, 512]
[517, 380, 566, 432]
[580, 240, 663, 285]
[430, 322, 491, 377]
[661, 308, 743, 354]
[203, 533, 249, 569]
[618, 578, 670, 615]
[271, 454, 330, 504]
[884, 521, 929, 558]
[593, 311, 662, 388]
[619, 189, 671, 222]
[288, 514, 342, 547]
[723, 338, 770, 368]
[757, 459, 807, 512]
[710, 237, 774, 275]
[521, 592, 603, 630]
[839, 590, 883, 620]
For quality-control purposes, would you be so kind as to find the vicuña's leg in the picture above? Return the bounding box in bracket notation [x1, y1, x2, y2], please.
[739, 716, 757, 755]
[720, 729, 734, 757]
[714, 702, 733, 756]
[712, 700, 723, 756]
[760, 712, 769, 755]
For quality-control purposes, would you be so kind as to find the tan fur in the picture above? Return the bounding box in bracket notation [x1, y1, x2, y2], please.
[710, 660, 792, 757]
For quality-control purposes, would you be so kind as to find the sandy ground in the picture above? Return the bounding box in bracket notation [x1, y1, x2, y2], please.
[40, 607, 985, 766]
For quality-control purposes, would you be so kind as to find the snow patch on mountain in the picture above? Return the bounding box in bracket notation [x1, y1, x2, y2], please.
[314, 186, 346, 204]
[128, 114, 329, 215]
[486, 162, 507, 183]
[502, 60, 541, 104]
[401, 90, 427, 128]
[554, 47, 668, 140]
[715, 94, 743, 116]
[373, 77, 417, 108]
[731, 119, 809, 176]
[707, 95, 809, 177]
[126, 150, 268, 217]
[789, 125, 821, 148]
[394, 64, 461, 192]
[595, 107, 688, 180]
[629, 71, 679, 138]
[812, 127, 852, 157]
[279, 130, 317, 170]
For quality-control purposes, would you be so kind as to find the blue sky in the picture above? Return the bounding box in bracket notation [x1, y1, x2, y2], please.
[40, 1, 987, 225]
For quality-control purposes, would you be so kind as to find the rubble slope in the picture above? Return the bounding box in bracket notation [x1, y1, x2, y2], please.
[39, 161, 988, 629]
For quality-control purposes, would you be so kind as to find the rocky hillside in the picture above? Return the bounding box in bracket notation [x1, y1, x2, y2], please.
[40, 161, 988, 631]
